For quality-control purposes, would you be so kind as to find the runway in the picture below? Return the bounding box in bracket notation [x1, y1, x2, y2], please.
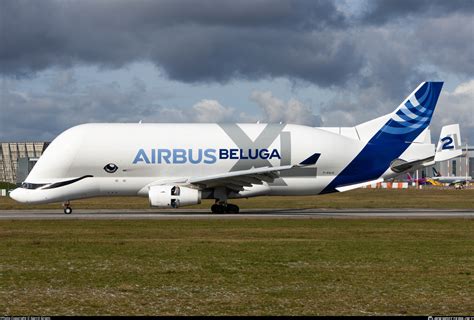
[0, 208, 473, 220]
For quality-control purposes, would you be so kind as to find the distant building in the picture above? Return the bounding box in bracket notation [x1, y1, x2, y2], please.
[419, 145, 473, 179]
[0, 142, 49, 184]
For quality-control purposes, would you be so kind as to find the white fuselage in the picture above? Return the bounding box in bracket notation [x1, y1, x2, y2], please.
[11, 123, 370, 204]
[432, 176, 472, 184]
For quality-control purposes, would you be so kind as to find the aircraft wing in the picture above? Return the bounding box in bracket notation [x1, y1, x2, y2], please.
[187, 153, 321, 192]
[144, 153, 321, 193]
[449, 179, 468, 185]
[335, 178, 384, 192]
[188, 165, 292, 192]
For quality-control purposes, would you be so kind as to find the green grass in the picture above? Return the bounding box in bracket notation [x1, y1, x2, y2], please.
[0, 219, 473, 315]
[1, 188, 473, 210]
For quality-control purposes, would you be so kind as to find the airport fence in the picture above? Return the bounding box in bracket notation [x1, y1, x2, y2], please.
[363, 182, 408, 189]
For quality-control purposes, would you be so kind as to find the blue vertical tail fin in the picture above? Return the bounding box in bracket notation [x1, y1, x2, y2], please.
[374, 82, 443, 142]
[356, 82, 443, 142]
[321, 82, 444, 194]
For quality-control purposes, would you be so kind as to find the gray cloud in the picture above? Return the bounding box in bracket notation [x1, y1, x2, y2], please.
[320, 80, 474, 144]
[361, 0, 474, 25]
[154, 99, 237, 123]
[433, 80, 474, 144]
[415, 14, 474, 76]
[317, 11, 473, 135]
[0, 75, 161, 140]
[1, 0, 473, 143]
[250, 90, 322, 126]
[2, 72, 472, 145]
[1, 0, 472, 90]
[0, 0, 354, 86]
[0, 71, 324, 141]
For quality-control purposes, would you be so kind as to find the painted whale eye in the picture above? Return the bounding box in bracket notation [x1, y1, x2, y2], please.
[104, 163, 118, 173]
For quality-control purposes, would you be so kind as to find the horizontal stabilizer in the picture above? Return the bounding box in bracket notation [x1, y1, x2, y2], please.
[335, 178, 384, 192]
[390, 156, 435, 173]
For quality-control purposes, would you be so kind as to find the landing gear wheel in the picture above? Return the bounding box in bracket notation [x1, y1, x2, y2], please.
[64, 207, 72, 214]
[211, 204, 225, 214]
[226, 204, 239, 213]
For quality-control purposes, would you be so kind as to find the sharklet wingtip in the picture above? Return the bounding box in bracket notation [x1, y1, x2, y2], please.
[299, 153, 321, 166]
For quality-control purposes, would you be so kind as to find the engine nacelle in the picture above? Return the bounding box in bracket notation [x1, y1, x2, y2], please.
[148, 185, 201, 208]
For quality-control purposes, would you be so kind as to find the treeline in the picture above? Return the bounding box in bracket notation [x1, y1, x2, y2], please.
[0, 181, 16, 190]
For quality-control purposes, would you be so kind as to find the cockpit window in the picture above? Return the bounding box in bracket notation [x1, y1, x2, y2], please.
[21, 182, 47, 190]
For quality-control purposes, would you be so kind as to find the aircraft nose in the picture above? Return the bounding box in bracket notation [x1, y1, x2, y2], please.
[9, 188, 28, 203]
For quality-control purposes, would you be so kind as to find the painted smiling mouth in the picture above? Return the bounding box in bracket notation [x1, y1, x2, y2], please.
[104, 163, 118, 173]
[44, 175, 94, 189]
[21, 175, 94, 190]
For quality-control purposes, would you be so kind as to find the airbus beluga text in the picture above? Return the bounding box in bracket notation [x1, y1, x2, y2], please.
[10, 82, 457, 214]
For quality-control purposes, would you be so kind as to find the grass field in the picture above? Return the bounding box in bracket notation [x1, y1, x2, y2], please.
[1, 188, 473, 210]
[0, 219, 473, 315]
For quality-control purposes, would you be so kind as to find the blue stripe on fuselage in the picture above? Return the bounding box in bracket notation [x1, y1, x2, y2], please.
[320, 139, 410, 194]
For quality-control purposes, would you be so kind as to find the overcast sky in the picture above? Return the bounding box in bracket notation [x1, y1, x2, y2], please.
[1, 0, 473, 143]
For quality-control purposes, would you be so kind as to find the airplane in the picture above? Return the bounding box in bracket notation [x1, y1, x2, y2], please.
[431, 167, 472, 187]
[401, 123, 464, 186]
[426, 177, 443, 186]
[405, 172, 444, 187]
[406, 173, 429, 185]
[10, 81, 459, 214]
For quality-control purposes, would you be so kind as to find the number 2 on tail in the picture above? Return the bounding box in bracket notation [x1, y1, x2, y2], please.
[441, 136, 454, 150]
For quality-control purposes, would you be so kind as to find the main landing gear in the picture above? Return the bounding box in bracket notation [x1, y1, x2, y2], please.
[211, 201, 239, 214]
[63, 201, 72, 214]
[211, 187, 239, 213]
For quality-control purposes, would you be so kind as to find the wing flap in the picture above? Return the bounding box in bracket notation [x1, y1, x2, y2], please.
[187, 164, 293, 185]
[144, 153, 321, 193]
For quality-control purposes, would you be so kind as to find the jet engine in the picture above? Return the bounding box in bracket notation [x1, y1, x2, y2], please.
[148, 185, 201, 208]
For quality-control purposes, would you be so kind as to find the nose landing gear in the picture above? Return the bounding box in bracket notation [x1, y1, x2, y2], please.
[63, 201, 72, 214]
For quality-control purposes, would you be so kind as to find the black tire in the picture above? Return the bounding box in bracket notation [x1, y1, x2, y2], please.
[226, 204, 239, 213]
[64, 207, 72, 214]
[211, 204, 224, 214]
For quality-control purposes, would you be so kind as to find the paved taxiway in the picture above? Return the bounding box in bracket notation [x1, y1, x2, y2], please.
[0, 208, 473, 220]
